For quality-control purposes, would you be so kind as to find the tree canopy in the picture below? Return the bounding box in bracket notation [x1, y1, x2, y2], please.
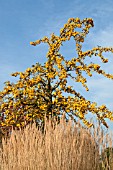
[0, 17, 113, 135]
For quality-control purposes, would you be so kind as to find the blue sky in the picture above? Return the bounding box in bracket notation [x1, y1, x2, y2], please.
[0, 0, 113, 131]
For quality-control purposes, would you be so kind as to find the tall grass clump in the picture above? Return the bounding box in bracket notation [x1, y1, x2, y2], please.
[0, 115, 113, 170]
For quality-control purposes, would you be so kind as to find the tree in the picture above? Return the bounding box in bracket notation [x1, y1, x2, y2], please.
[0, 17, 113, 136]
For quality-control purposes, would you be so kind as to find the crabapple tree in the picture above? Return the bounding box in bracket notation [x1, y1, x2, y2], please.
[0, 17, 113, 136]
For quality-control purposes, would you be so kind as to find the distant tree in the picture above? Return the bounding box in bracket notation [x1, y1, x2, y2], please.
[0, 17, 113, 136]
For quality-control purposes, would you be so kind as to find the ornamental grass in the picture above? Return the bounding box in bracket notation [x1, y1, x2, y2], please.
[0, 115, 113, 170]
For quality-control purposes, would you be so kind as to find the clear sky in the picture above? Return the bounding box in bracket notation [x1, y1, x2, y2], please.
[0, 0, 113, 131]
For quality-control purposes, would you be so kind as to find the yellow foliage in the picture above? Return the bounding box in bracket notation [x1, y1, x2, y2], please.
[0, 17, 113, 135]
